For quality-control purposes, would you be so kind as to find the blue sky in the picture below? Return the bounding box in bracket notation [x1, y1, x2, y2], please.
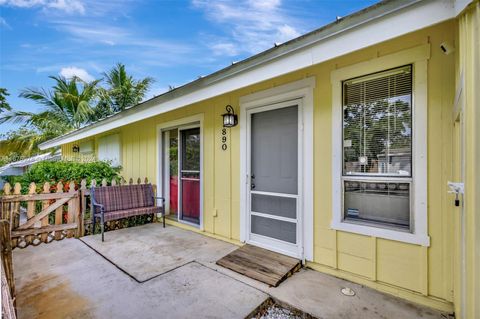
[0, 0, 377, 134]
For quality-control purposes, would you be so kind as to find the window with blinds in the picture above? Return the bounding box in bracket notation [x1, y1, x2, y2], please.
[341, 65, 413, 230]
[343, 65, 412, 176]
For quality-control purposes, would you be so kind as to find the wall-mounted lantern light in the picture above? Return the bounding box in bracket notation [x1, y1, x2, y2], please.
[72, 144, 80, 153]
[222, 105, 238, 128]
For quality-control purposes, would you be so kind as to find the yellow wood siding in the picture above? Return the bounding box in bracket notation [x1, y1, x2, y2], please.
[454, 2, 480, 318]
[60, 21, 459, 312]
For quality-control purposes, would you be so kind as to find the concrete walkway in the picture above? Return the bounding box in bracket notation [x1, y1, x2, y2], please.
[13, 224, 448, 319]
[13, 238, 266, 319]
[80, 223, 238, 282]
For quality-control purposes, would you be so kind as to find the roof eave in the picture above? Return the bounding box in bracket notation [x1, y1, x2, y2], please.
[39, 0, 457, 150]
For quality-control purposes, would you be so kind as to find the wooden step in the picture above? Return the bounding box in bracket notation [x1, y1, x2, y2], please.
[216, 244, 301, 287]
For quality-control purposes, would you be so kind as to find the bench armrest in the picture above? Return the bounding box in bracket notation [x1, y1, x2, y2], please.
[90, 186, 105, 216]
[153, 196, 166, 228]
[153, 196, 165, 205]
[92, 202, 105, 211]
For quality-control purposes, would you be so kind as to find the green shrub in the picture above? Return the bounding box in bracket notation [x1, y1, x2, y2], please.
[15, 160, 122, 191]
[2, 175, 23, 186]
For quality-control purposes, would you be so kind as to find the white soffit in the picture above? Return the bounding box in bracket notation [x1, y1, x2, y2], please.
[39, 0, 457, 150]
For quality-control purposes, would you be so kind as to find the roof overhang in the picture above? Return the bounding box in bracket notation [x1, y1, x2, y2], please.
[0, 151, 61, 174]
[39, 0, 458, 150]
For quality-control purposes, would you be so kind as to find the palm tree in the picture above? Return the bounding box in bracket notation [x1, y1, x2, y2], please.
[0, 76, 100, 160]
[0, 76, 100, 131]
[0, 64, 152, 161]
[0, 88, 12, 113]
[99, 63, 154, 113]
[0, 127, 51, 157]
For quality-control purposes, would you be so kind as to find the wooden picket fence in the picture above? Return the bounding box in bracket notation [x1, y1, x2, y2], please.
[0, 176, 152, 316]
[1, 262, 16, 319]
[0, 177, 153, 250]
[0, 181, 81, 249]
[1, 219, 16, 319]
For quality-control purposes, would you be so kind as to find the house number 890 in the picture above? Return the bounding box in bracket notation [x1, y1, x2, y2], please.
[221, 128, 228, 151]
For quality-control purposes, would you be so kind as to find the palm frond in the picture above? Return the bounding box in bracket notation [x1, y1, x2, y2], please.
[0, 110, 36, 125]
[19, 87, 58, 109]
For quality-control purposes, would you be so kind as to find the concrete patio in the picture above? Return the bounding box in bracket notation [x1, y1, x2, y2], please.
[13, 224, 448, 319]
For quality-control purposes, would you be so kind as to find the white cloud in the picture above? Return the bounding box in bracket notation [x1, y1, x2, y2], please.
[209, 42, 239, 56]
[0, 17, 11, 29]
[47, 0, 85, 14]
[103, 40, 115, 46]
[192, 0, 303, 56]
[248, 0, 280, 10]
[3, 0, 199, 69]
[56, 21, 130, 45]
[276, 24, 300, 43]
[0, 0, 44, 8]
[59, 66, 94, 82]
[52, 20, 192, 53]
[46, 19, 195, 67]
[0, 0, 85, 14]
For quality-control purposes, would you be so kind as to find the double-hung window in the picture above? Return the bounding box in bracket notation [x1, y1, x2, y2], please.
[331, 45, 430, 246]
[342, 65, 412, 230]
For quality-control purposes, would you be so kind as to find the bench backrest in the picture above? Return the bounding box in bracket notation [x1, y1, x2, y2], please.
[92, 184, 154, 212]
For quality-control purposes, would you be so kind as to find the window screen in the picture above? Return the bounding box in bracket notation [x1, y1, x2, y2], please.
[342, 65, 413, 230]
[343, 65, 412, 176]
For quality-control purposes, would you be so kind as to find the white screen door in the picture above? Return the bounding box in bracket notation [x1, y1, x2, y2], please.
[247, 100, 302, 258]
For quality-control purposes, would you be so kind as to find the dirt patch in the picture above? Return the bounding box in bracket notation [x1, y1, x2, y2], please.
[16, 273, 94, 319]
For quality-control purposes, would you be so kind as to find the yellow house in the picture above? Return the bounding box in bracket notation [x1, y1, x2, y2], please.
[39, 1, 479, 317]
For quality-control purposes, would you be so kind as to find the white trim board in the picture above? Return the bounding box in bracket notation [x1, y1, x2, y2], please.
[330, 44, 430, 246]
[39, 0, 455, 150]
[156, 113, 204, 230]
[239, 77, 315, 261]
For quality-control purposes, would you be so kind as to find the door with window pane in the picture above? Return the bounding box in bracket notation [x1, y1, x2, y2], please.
[162, 126, 201, 226]
[247, 103, 301, 258]
[179, 127, 201, 225]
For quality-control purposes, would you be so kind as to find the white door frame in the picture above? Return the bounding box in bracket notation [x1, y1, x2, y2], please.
[156, 113, 204, 230]
[239, 77, 315, 261]
[246, 100, 303, 259]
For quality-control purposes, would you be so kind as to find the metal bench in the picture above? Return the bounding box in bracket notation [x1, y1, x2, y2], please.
[90, 184, 165, 241]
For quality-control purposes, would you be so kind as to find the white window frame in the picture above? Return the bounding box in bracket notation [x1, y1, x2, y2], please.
[156, 114, 204, 230]
[331, 44, 430, 246]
